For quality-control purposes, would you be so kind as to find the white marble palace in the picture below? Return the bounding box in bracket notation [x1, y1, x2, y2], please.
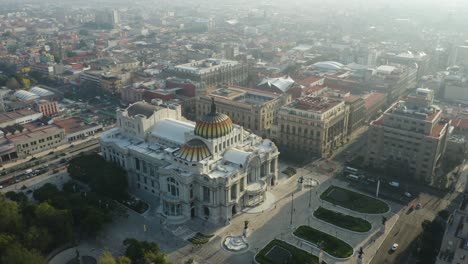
[99, 100, 279, 224]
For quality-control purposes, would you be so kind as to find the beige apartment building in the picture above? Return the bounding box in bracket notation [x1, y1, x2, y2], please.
[197, 86, 290, 136]
[6, 123, 67, 158]
[365, 88, 450, 183]
[274, 95, 349, 158]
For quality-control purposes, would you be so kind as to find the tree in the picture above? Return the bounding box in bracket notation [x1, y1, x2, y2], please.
[5, 191, 28, 204]
[79, 29, 89, 36]
[117, 256, 132, 264]
[79, 40, 88, 49]
[33, 183, 61, 202]
[0, 62, 17, 75]
[6, 77, 19, 90]
[0, 243, 46, 264]
[80, 206, 109, 235]
[0, 195, 22, 234]
[123, 238, 170, 264]
[2, 31, 13, 38]
[100, 251, 117, 264]
[0, 74, 7, 86]
[67, 51, 77, 58]
[23, 226, 52, 252]
[99, 251, 132, 264]
[34, 202, 74, 246]
[7, 44, 18, 54]
[68, 154, 128, 200]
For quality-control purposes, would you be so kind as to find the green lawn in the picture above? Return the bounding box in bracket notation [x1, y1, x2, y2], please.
[314, 207, 372, 232]
[294, 226, 353, 259]
[255, 239, 321, 264]
[320, 185, 389, 214]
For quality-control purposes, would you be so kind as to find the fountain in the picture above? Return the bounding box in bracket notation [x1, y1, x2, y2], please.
[222, 221, 249, 252]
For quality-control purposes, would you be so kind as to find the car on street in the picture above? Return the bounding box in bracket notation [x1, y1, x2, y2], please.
[391, 243, 399, 251]
[416, 203, 422, 209]
[404, 192, 412, 198]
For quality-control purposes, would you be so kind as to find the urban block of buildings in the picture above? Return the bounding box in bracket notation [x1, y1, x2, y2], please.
[163, 58, 248, 94]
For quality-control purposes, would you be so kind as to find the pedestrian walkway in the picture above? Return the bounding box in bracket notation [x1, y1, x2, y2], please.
[242, 192, 276, 214]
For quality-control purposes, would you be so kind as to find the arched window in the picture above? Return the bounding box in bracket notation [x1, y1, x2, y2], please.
[167, 177, 179, 197]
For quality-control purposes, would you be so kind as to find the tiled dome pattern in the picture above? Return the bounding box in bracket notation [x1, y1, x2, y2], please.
[194, 98, 233, 139]
[175, 139, 211, 162]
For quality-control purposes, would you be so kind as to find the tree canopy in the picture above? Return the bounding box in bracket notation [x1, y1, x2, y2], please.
[68, 154, 129, 200]
[123, 239, 171, 264]
[99, 251, 131, 264]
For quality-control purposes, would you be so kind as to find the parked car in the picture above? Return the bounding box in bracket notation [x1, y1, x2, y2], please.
[404, 192, 412, 198]
[416, 203, 422, 209]
[389, 181, 400, 188]
[391, 243, 399, 251]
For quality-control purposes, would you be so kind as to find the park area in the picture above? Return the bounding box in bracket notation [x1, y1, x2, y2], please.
[255, 239, 321, 264]
[293, 226, 353, 259]
[314, 207, 372, 232]
[320, 185, 389, 214]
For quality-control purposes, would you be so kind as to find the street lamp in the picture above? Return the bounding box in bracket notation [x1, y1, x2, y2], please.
[290, 192, 294, 227]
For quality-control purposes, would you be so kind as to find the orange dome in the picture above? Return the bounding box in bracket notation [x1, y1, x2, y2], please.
[194, 98, 233, 139]
[175, 139, 211, 162]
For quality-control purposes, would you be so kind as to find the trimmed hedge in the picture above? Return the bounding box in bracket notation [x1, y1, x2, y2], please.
[294, 226, 353, 258]
[314, 207, 371, 232]
[320, 185, 389, 214]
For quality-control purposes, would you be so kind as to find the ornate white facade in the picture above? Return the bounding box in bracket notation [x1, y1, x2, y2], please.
[99, 100, 279, 224]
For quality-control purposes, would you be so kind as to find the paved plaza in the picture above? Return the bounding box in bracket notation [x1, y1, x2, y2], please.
[49, 160, 403, 264]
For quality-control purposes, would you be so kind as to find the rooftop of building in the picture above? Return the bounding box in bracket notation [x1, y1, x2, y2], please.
[257, 75, 295, 93]
[7, 124, 62, 142]
[362, 92, 386, 110]
[343, 94, 360, 103]
[430, 121, 448, 138]
[14, 90, 40, 101]
[171, 58, 240, 74]
[453, 116, 468, 130]
[387, 100, 440, 122]
[29, 86, 54, 97]
[286, 96, 342, 113]
[207, 86, 279, 106]
[298, 76, 324, 85]
[54, 117, 101, 134]
[0, 109, 41, 125]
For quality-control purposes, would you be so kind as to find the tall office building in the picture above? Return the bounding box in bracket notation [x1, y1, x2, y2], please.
[448, 44, 468, 70]
[366, 88, 450, 183]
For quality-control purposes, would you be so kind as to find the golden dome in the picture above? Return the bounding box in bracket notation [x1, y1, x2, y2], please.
[175, 139, 211, 162]
[194, 98, 233, 139]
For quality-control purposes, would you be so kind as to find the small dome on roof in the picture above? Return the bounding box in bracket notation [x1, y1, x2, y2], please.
[175, 138, 211, 162]
[194, 98, 233, 139]
[127, 102, 158, 118]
